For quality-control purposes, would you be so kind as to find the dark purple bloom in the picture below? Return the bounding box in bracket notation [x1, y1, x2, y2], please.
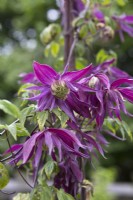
[112, 14, 133, 42]
[26, 61, 92, 121]
[73, 0, 85, 13]
[54, 155, 83, 196]
[77, 71, 133, 126]
[99, 78, 133, 121]
[4, 128, 88, 166]
[19, 72, 36, 83]
[93, 5, 105, 22]
[4, 128, 89, 190]
[93, 59, 131, 80]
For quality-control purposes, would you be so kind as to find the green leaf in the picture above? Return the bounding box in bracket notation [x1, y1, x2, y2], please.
[88, 20, 96, 35]
[121, 121, 132, 140]
[6, 123, 17, 140]
[31, 185, 55, 200]
[57, 189, 75, 200]
[101, 0, 111, 5]
[37, 111, 48, 131]
[104, 118, 115, 133]
[20, 105, 35, 125]
[104, 118, 132, 140]
[18, 83, 35, 95]
[41, 186, 55, 200]
[76, 58, 87, 70]
[116, 0, 126, 6]
[51, 42, 60, 57]
[96, 49, 117, 64]
[79, 24, 88, 39]
[72, 17, 84, 27]
[44, 44, 51, 57]
[13, 193, 30, 200]
[61, 112, 69, 128]
[44, 160, 55, 179]
[0, 100, 20, 118]
[0, 124, 5, 130]
[52, 108, 62, 121]
[16, 123, 30, 137]
[52, 108, 68, 128]
[0, 162, 9, 189]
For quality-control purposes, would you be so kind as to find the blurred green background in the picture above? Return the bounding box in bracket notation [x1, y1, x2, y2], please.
[0, 0, 133, 199]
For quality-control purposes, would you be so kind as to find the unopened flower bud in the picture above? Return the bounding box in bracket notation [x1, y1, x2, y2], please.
[103, 26, 114, 39]
[40, 24, 61, 45]
[96, 22, 105, 30]
[89, 76, 99, 88]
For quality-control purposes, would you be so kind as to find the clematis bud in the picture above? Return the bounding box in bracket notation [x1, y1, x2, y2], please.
[96, 22, 105, 30]
[89, 76, 99, 88]
[51, 80, 70, 100]
[103, 26, 114, 39]
[40, 24, 61, 45]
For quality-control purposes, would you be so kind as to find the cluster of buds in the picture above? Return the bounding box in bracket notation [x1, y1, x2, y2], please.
[96, 22, 114, 40]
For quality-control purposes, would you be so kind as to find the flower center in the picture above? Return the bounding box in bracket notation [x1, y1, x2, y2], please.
[51, 80, 70, 100]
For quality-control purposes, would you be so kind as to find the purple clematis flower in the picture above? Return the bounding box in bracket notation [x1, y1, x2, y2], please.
[54, 155, 83, 196]
[5, 128, 89, 188]
[73, 0, 85, 13]
[105, 78, 133, 119]
[88, 77, 133, 124]
[112, 14, 133, 42]
[93, 5, 105, 22]
[93, 59, 131, 80]
[77, 72, 133, 126]
[4, 128, 88, 171]
[26, 61, 92, 121]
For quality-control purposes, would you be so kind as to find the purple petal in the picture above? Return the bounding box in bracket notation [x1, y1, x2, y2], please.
[83, 133, 105, 157]
[19, 72, 35, 83]
[23, 132, 42, 164]
[52, 135, 62, 161]
[121, 23, 133, 37]
[4, 144, 23, 155]
[48, 128, 77, 147]
[101, 58, 115, 67]
[96, 73, 110, 89]
[28, 89, 50, 101]
[34, 140, 43, 168]
[118, 14, 133, 24]
[111, 78, 133, 89]
[45, 132, 54, 155]
[93, 7, 104, 22]
[124, 15, 133, 24]
[33, 61, 57, 85]
[105, 130, 125, 141]
[62, 64, 92, 82]
[58, 100, 76, 122]
[110, 67, 130, 78]
[119, 88, 133, 103]
[119, 29, 125, 42]
[74, 0, 85, 12]
[70, 160, 83, 182]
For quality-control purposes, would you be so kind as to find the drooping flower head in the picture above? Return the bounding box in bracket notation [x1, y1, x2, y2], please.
[112, 14, 133, 42]
[93, 5, 105, 22]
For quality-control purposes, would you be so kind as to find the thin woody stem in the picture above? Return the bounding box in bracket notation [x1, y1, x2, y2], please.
[64, 0, 75, 70]
[64, 32, 78, 73]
